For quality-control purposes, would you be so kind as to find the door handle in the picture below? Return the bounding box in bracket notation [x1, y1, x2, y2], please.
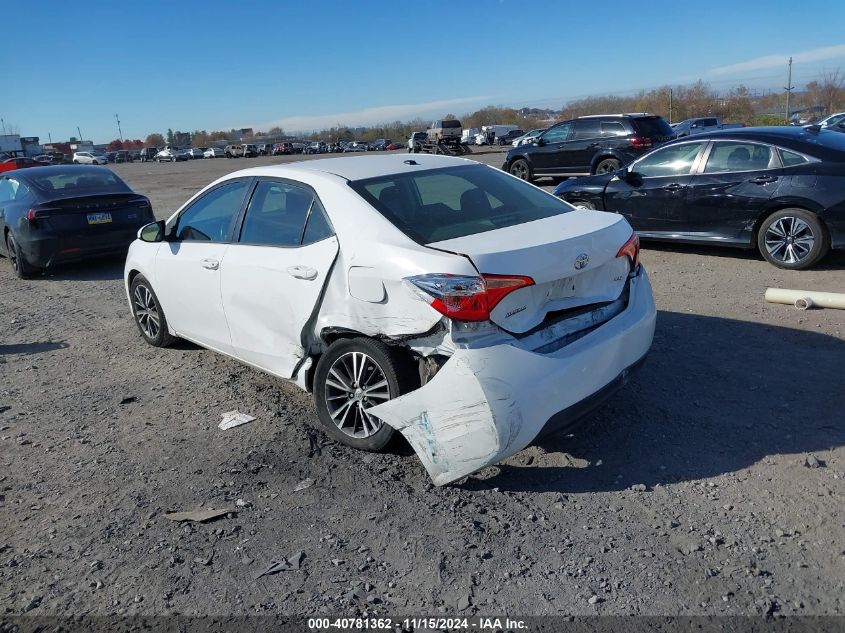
[662, 183, 685, 191]
[200, 258, 219, 270]
[286, 265, 318, 280]
[749, 175, 777, 184]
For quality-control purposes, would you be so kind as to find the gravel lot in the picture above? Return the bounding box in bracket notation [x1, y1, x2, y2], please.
[1, 150, 843, 619]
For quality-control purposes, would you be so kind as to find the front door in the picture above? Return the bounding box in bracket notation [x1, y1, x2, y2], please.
[221, 179, 339, 379]
[154, 179, 252, 354]
[530, 121, 574, 175]
[603, 140, 707, 233]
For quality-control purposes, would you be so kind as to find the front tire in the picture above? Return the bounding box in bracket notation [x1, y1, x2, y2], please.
[757, 208, 828, 270]
[130, 275, 176, 347]
[594, 158, 621, 174]
[6, 233, 41, 279]
[509, 158, 532, 182]
[314, 338, 418, 452]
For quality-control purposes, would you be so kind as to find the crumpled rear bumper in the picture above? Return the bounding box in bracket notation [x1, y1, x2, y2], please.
[369, 268, 657, 485]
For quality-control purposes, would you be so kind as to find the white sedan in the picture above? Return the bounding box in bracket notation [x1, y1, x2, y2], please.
[124, 155, 655, 485]
[204, 147, 224, 158]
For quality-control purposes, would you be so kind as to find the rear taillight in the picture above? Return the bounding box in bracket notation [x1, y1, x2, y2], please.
[616, 231, 640, 272]
[629, 136, 652, 150]
[25, 208, 51, 222]
[406, 273, 535, 321]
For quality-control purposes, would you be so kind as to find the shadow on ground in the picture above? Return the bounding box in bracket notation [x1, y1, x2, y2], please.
[42, 256, 126, 281]
[465, 310, 845, 493]
[0, 341, 69, 356]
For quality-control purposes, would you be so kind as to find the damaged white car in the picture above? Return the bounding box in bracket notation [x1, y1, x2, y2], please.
[124, 154, 656, 485]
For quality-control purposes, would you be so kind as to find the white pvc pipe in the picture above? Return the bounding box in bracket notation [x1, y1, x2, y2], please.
[765, 288, 845, 310]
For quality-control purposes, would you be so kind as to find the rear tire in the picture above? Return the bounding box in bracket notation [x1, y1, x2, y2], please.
[594, 158, 621, 174]
[314, 338, 419, 452]
[130, 275, 176, 347]
[757, 208, 828, 270]
[509, 158, 532, 182]
[6, 232, 41, 279]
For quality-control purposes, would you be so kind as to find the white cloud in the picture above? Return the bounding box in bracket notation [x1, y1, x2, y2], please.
[708, 43, 845, 76]
[259, 96, 491, 132]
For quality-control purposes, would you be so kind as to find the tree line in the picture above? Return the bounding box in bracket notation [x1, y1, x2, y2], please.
[132, 73, 845, 148]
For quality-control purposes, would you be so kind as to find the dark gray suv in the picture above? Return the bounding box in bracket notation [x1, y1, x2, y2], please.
[503, 114, 675, 182]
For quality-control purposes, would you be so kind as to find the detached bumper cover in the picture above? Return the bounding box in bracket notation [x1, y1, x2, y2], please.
[369, 268, 656, 485]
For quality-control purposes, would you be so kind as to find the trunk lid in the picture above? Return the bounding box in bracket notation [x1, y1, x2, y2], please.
[35, 194, 153, 233]
[427, 210, 634, 333]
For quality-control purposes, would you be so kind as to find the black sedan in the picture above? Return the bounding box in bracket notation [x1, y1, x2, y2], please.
[0, 166, 154, 278]
[553, 126, 845, 270]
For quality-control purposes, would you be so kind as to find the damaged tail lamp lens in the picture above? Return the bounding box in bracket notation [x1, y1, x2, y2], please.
[616, 231, 640, 272]
[406, 273, 534, 321]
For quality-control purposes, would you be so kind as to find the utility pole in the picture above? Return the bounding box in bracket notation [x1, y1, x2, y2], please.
[668, 88, 673, 124]
[77, 126, 83, 141]
[784, 56, 794, 123]
[0, 118, 5, 135]
[115, 114, 123, 141]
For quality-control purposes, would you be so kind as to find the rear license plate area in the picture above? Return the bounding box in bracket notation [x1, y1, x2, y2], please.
[87, 212, 112, 225]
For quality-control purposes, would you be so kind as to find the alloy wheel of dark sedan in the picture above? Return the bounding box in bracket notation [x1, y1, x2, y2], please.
[764, 216, 815, 265]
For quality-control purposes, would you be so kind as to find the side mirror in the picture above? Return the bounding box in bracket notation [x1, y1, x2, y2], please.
[617, 167, 630, 182]
[535, 137, 545, 146]
[139, 220, 165, 243]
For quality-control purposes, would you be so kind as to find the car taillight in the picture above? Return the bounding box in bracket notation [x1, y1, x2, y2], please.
[629, 136, 652, 149]
[616, 231, 640, 272]
[25, 208, 49, 222]
[406, 273, 535, 321]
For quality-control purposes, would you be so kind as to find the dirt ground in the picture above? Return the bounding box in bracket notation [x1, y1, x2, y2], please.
[1, 150, 843, 619]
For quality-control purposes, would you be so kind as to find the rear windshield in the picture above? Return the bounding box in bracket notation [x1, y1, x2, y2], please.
[632, 116, 674, 137]
[349, 164, 572, 244]
[440, 120, 461, 128]
[24, 169, 130, 198]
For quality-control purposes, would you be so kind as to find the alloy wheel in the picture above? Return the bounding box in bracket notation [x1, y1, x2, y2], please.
[510, 161, 529, 180]
[133, 284, 161, 339]
[7, 236, 19, 273]
[764, 216, 815, 265]
[324, 351, 391, 439]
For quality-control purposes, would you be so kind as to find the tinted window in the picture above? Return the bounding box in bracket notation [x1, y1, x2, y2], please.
[0, 178, 29, 203]
[780, 149, 808, 166]
[541, 122, 573, 143]
[572, 120, 602, 140]
[441, 120, 461, 128]
[697, 118, 718, 127]
[349, 164, 572, 244]
[24, 169, 129, 198]
[302, 200, 334, 245]
[631, 116, 674, 137]
[239, 181, 315, 247]
[634, 142, 706, 178]
[176, 180, 248, 242]
[601, 121, 627, 137]
[704, 142, 775, 173]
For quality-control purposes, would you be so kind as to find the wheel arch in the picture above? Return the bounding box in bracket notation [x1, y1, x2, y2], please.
[751, 199, 830, 246]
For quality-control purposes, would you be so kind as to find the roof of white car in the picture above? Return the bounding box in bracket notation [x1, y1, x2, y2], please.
[231, 154, 474, 182]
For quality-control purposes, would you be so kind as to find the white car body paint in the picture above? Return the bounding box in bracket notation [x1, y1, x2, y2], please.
[125, 154, 656, 485]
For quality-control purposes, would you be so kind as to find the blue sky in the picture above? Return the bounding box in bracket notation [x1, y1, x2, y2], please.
[3, 0, 845, 143]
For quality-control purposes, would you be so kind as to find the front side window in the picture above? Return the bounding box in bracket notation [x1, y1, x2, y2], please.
[238, 181, 317, 247]
[704, 142, 775, 173]
[633, 142, 706, 178]
[541, 122, 573, 144]
[175, 180, 249, 242]
[350, 164, 572, 244]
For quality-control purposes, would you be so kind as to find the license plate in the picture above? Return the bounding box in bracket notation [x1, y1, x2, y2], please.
[87, 212, 112, 225]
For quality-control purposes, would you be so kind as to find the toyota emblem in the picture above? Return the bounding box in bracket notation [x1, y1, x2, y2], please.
[574, 253, 590, 270]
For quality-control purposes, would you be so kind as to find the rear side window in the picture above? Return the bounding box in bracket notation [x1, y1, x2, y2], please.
[349, 164, 572, 244]
[780, 149, 808, 166]
[572, 119, 602, 140]
[632, 116, 674, 138]
[704, 142, 776, 172]
[601, 121, 627, 137]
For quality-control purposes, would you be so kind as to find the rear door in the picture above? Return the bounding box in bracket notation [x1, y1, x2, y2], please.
[679, 140, 781, 241]
[603, 140, 707, 233]
[220, 179, 339, 379]
[530, 121, 574, 174]
[154, 178, 252, 354]
[568, 119, 604, 172]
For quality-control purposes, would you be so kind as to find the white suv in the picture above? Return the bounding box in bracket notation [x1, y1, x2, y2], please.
[73, 151, 108, 165]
